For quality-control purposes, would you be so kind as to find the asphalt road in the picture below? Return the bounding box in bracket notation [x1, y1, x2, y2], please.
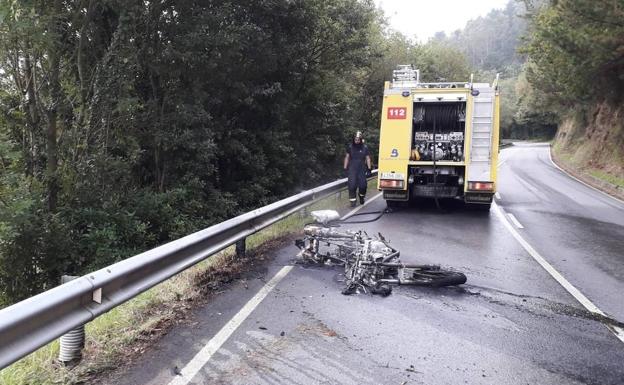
[106, 143, 624, 385]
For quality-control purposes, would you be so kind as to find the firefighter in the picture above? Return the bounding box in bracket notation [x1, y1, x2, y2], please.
[344, 131, 372, 207]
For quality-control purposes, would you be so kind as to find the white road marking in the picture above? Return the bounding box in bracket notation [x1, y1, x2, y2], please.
[507, 213, 524, 229]
[496, 152, 509, 199]
[548, 146, 624, 205]
[495, 159, 504, 200]
[341, 192, 382, 220]
[168, 265, 293, 385]
[493, 201, 624, 344]
[168, 191, 382, 384]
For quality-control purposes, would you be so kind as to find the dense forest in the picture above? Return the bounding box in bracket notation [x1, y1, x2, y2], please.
[1, 0, 622, 307]
[0, 0, 472, 306]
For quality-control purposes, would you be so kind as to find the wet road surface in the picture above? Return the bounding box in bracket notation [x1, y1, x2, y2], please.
[106, 143, 624, 385]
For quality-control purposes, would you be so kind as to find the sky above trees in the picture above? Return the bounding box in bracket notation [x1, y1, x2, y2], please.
[374, 0, 510, 41]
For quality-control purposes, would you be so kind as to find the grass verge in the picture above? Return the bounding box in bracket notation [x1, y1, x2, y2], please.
[0, 179, 378, 385]
[587, 169, 624, 189]
[551, 144, 624, 199]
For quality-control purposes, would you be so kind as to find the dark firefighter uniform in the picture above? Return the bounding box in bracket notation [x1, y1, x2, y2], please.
[344, 132, 371, 207]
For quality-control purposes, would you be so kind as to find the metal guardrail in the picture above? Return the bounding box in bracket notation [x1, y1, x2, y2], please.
[0, 172, 377, 369]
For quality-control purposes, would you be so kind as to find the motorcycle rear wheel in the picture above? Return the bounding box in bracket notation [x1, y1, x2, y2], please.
[409, 269, 467, 287]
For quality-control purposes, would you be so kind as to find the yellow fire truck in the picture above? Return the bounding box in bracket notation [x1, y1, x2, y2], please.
[377, 65, 500, 209]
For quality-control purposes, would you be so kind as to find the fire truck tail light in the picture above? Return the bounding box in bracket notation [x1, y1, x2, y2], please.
[380, 179, 405, 189]
[468, 181, 494, 191]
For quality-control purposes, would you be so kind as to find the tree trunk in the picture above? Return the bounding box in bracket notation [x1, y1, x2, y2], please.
[46, 66, 59, 213]
[15, 52, 40, 176]
[46, 2, 62, 213]
[76, 0, 95, 129]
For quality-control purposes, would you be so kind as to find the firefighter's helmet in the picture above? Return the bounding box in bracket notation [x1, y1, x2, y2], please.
[353, 131, 363, 144]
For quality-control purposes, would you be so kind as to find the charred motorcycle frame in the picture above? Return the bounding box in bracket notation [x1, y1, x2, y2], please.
[295, 211, 467, 296]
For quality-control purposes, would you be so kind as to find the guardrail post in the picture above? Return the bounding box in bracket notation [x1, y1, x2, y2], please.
[236, 238, 246, 258]
[59, 275, 85, 365]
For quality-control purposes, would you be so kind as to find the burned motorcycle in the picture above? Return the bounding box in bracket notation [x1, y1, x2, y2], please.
[295, 210, 467, 296]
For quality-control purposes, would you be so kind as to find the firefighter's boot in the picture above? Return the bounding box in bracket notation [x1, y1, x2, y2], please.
[348, 187, 357, 207]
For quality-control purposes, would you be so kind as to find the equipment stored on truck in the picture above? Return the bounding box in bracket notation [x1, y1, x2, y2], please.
[377, 65, 500, 209]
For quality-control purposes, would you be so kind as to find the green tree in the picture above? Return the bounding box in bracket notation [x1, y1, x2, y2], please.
[0, 0, 385, 305]
[523, 0, 624, 105]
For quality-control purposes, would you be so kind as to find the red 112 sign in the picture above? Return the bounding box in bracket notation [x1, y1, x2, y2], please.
[387, 107, 407, 119]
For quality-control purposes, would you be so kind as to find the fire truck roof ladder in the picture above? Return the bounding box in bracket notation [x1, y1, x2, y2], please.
[392, 65, 473, 89]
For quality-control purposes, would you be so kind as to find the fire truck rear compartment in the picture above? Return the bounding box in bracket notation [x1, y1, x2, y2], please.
[410, 101, 466, 198]
[412, 102, 466, 162]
